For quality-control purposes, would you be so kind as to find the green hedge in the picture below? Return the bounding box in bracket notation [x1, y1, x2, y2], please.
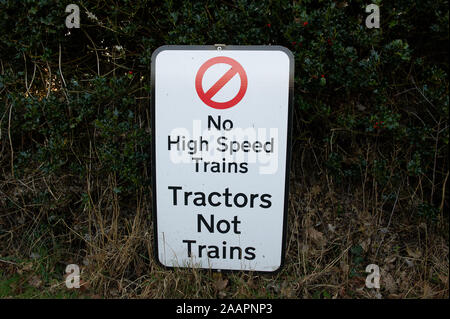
[0, 0, 448, 223]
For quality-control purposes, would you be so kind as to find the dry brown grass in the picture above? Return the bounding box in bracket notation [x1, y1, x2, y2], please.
[2, 145, 447, 299]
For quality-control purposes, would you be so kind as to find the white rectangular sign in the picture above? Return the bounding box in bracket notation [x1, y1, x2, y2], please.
[151, 45, 293, 272]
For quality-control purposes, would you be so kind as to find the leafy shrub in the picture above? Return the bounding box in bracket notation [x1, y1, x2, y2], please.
[0, 0, 448, 254]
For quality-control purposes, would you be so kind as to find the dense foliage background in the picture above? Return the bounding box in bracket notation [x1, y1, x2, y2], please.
[0, 0, 448, 298]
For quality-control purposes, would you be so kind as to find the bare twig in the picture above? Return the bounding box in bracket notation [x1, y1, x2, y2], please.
[82, 29, 100, 76]
[431, 119, 441, 203]
[0, 258, 19, 266]
[440, 171, 449, 214]
[59, 43, 70, 103]
[7, 99, 14, 176]
[59, 43, 67, 88]
[375, 185, 401, 259]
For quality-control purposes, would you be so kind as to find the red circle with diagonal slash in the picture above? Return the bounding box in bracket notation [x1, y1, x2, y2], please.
[195, 57, 247, 109]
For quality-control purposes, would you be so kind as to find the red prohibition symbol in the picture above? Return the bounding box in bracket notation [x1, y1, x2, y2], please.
[195, 56, 248, 110]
